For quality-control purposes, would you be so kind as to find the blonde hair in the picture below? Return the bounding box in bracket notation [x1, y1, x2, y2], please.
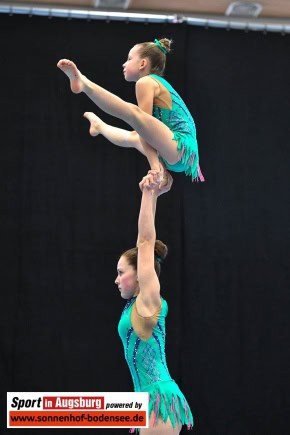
[136, 38, 173, 76]
[121, 240, 168, 277]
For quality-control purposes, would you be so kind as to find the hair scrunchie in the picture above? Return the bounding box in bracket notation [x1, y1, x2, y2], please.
[155, 255, 162, 263]
[154, 39, 168, 55]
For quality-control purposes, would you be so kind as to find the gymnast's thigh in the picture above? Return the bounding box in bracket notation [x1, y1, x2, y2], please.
[139, 415, 181, 434]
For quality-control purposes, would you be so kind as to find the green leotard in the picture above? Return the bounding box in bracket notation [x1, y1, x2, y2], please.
[118, 296, 194, 432]
[150, 74, 204, 182]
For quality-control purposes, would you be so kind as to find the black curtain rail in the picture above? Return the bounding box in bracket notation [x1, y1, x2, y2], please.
[1, 4, 290, 34]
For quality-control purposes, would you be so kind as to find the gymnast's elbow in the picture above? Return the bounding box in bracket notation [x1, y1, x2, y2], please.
[138, 235, 156, 247]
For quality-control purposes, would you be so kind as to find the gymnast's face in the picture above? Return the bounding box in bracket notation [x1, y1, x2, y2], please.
[115, 256, 139, 299]
[122, 45, 147, 82]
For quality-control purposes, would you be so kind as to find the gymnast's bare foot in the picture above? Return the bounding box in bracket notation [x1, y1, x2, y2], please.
[57, 59, 84, 94]
[83, 112, 104, 137]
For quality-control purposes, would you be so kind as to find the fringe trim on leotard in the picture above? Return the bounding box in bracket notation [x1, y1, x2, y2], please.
[150, 392, 193, 429]
[129, 381, 194, 433]
[173, 131, 205, 182]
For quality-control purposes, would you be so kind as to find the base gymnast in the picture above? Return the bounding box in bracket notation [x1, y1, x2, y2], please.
[116, 172, 194, 433]
[57, 38, 204, 183]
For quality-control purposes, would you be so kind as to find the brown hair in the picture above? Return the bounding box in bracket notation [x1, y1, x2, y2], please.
[121, 240, 168, 277]
[136, 38, 173, 76]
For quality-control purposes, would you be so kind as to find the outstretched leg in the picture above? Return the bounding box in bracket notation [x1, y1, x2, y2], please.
[83, 112, 146, 156]
[57, 60, 179, 167]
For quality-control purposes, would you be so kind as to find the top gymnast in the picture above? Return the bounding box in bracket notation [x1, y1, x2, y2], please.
[57, 38, 204, 183]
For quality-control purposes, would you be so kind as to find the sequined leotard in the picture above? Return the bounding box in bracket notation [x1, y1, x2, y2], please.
[118, 296, 193, 431]
[149, 74, 204, 182]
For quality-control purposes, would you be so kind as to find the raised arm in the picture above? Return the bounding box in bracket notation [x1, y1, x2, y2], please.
[136, 173, 173, 310]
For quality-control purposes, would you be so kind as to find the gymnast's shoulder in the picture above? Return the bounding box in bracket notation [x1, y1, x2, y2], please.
[135, 75, 159, 98]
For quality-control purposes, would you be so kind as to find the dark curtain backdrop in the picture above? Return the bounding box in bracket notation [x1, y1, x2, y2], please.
[1, 12, 289, 435]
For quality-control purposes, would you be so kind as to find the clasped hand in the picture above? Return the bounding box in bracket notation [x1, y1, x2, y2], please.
[139, 170, 173, 196]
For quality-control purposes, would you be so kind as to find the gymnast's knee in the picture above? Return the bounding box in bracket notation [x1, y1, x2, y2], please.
[127, 103, 143, 122]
